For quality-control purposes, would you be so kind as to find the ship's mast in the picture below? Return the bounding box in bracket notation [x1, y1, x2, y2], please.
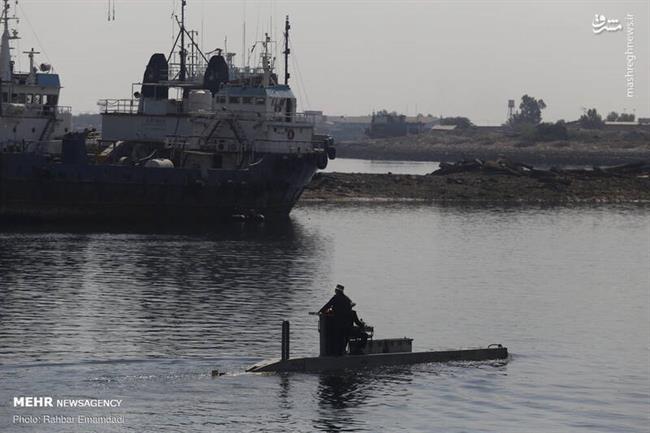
[169, 0, 207, 83]
[24, 47, 39, 84]
[0, 0, 19, 116]
[179, 0, 187, 81]
[261, 33, 271, 87]
[283, 16, 290, 85]
[0, 0, 16, 82]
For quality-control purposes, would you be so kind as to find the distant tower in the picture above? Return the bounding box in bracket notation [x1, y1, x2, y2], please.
[507, 99, 515, 120]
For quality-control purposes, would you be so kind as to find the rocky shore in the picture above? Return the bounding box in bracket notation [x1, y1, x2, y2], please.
[302, 161, 650, 204]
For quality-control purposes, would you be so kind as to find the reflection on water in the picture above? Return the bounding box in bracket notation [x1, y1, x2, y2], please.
[314, 368, 415, 432]
[0, 202, 648, 433]
[0, 220, 330, 364]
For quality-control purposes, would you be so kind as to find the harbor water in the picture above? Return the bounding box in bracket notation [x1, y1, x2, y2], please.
[324, 158, 439, 175]
[0, 191, 648, 432]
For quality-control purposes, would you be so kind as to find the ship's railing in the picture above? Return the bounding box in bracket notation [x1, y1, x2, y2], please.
[97, 99, 316, 124]
[192, 109, 314, 124]
[0, 103, 72, 117]
[167, 62, 208, 82]
[98, 99, 139, 114]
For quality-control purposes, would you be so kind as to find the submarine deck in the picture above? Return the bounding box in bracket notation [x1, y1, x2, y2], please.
[247, 346, 508, 373]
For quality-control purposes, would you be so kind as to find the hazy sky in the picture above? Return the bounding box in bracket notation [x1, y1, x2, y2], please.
[11, 0, 650, 124]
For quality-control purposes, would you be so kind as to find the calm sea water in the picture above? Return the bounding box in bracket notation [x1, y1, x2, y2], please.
[0, 201, 648, 432]
[324, 158, 439, 174]
[323, 158, 589, 174]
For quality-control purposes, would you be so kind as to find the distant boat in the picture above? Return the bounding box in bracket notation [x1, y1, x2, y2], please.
[0, 0, 71, 151]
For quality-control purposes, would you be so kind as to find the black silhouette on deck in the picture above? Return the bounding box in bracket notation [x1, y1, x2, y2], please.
[318, 284, 369, 356]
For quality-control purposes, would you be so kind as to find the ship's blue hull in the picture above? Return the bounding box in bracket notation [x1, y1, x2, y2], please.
[0, 152, 319, 222]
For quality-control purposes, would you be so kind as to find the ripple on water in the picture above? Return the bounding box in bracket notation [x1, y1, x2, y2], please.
[0, 205, 648, 432]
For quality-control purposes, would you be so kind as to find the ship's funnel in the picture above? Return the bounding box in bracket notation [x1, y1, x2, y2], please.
[203, 55, 229, 96]
[141, 53, 169, 100]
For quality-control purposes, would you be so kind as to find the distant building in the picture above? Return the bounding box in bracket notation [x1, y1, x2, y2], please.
[304, 110, 326, 124]
[431, 124, 457, 131]
[604, 121, 638, 126]
[365, 110, 425, 138]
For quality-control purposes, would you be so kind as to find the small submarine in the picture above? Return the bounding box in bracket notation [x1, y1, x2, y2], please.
[246, 316, 508, 373]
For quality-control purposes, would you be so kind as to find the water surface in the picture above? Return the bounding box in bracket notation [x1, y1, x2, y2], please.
[0, 203, 648, 432]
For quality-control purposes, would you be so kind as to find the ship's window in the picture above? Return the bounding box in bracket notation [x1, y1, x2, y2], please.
[242, 97, 252, 104]
[26, 94, 33, 104]
[34, 95, 42, 104]
[255, 97, 265, 105]
[217, 96, 226, 104]
[17, 94, 26, 104]
[212, 154, 223, 169]
[46, 94, 58, 106]
[229, 96, 240, 104]
[2, 92, 7, 102]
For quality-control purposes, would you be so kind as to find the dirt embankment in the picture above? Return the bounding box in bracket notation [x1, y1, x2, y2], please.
[336, 128, 650, 167]
[302, 161, 650, 204]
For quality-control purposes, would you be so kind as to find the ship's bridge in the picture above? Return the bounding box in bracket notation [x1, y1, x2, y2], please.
[214, 84, 296, 117]
[2, 73, 62, 108]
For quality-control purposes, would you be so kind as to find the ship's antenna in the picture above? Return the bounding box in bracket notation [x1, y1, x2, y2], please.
[0, 0, 7, 116]
[241, 1, 246, 68]
[200, 0, 204, 54]
[283, 15, 290, 85]
[167, 0, 207, 81]
[179, 0, 186, 81]
[107, 0, 116, 22]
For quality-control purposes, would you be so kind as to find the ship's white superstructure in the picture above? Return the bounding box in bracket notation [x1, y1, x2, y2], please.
[0, 0, 71, 151]
[0, 1, 334, 223]
[98, 3, 332, 172]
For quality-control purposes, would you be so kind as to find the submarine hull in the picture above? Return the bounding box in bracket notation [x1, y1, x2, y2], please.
[247, 346, 509, 373]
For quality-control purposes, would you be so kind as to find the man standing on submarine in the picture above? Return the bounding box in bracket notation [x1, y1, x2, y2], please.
[319, 284, 367, 356]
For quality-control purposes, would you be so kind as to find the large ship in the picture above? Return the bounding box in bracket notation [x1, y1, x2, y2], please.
[0, 1, 334, 221]
[0, 0, 71, 150]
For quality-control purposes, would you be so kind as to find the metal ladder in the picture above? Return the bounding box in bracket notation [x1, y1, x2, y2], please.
[38, 116, 58, 142]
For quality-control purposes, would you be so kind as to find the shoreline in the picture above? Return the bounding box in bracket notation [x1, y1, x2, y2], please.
[302, 162, 650, 204]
